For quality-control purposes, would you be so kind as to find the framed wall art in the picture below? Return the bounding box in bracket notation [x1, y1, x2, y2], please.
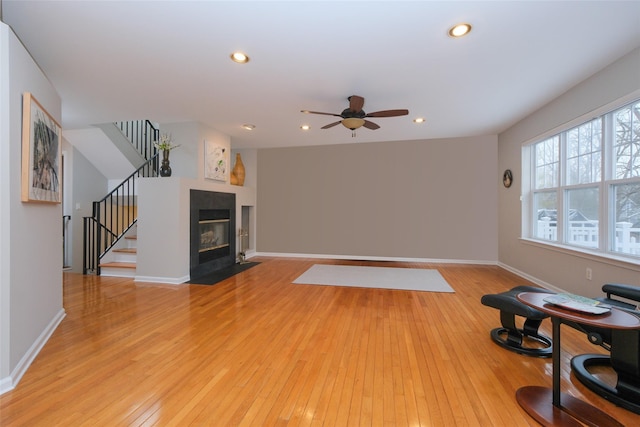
[21, 92, 62, 203]
[204, 140, 228, 182]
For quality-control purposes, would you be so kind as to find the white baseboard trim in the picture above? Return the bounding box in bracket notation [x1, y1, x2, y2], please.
[134, 275, 190, 285]
[0, 376, 12, 395]
[497, 262, 567, 293]
[254, 252, 497, 265]
[1, 308, 66, 395]
[243, 249, 257, 259]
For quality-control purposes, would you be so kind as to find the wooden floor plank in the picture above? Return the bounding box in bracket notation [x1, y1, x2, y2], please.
[1, 258, 638, 426]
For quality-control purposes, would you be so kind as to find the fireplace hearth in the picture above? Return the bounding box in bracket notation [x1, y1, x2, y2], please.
[190, 190, 236, 279]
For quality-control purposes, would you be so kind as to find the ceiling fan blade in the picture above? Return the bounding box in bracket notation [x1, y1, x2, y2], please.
[348, 95, 365, 112]
[301, 110, 341, 117]
[365, 109, 409, 118]
[321, 121, 342, 129]
[363, 120, 380, 130]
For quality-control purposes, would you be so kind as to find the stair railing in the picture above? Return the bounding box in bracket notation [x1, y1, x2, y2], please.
[83, 155, 158, 275]
[116, 120, 159, 161]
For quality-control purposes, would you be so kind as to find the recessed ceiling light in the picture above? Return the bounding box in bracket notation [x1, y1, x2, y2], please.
[230, 52, 250, 63]
[300, 124, 310, 131]
[448, 23, 472, 38]
[242, 124, 255, 130]
[413, 118, 425, 124]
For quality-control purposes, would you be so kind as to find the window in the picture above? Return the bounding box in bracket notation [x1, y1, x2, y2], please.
[525, 99, 640, 261]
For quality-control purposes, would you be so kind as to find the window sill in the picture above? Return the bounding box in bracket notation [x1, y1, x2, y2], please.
[520, 237, 640, 272]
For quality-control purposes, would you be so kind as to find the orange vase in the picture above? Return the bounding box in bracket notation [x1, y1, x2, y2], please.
[232, 153, 245, 186]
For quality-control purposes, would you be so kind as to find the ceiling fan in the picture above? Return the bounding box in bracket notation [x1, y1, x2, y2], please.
[301, 95, 409, 136]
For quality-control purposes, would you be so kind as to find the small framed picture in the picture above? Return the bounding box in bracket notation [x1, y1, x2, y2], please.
[204, 140, 228, 182]
[503, 169, 513, 188]
[21, 92, 62, 203]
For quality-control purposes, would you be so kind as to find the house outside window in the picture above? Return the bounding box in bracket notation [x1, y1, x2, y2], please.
[524, 99, 640, 261]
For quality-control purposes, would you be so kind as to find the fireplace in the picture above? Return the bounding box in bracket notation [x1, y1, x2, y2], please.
[199, 218, 230, 253]
[190, 190, 236, 279]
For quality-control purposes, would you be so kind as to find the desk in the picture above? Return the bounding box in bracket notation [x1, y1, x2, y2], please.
[516, 292, 640, 427]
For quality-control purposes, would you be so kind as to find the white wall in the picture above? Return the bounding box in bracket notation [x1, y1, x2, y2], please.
[0, 22, 12, 392]
[157, 121, 203, 180]
[67, 145, 109, 273]
[158, 122, 258, 187]
[498, 48, 640, 296]
[0, 23, 65, 394]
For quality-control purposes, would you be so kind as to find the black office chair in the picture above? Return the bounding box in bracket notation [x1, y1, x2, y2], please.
[569, 283, 640, 415]
[480, 285, 553, 358]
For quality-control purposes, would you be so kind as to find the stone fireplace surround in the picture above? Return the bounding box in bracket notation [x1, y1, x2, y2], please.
[190, 189, 236, 280]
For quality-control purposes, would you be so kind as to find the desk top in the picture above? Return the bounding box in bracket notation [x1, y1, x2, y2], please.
[517, 292, 640, 330]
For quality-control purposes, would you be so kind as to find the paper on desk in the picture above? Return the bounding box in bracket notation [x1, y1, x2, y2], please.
[543, 293, 611, 315]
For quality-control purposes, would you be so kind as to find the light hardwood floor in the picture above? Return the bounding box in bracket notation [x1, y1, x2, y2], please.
[1, 258, 638, 426]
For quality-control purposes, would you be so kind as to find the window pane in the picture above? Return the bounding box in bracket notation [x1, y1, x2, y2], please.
[567, 157, 579, 184]
[566, 119, 601, 185]
[566, 188, 599, 248]
[612, 183, 640, 256]
[592, 151, 601, 183]
[614, 101, 640, 179]
[534, 192, 557, 241]
[534, 137, 559, 189]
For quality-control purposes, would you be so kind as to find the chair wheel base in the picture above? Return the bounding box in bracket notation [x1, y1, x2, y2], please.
[571, 354, 640, 415]
[490, 327, 552, 358]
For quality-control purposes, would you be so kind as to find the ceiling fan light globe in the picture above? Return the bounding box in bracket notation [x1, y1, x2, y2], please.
[342, 118, 365, 130]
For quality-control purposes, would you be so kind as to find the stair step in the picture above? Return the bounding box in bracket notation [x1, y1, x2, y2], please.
[113, 248, 137, 253]
[99, 262, 136, 269]
[124, 235, 137, 250]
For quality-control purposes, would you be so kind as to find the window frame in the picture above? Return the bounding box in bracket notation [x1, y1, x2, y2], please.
[522, 94, 640, 266]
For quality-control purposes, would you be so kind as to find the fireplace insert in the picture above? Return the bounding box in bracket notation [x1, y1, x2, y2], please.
[198, 208, 230, 262]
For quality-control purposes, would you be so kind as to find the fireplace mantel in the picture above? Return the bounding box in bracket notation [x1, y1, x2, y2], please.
[135, 177, 256, 284]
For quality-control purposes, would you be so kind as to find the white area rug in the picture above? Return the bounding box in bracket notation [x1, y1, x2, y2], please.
[293, 264, 455, 293]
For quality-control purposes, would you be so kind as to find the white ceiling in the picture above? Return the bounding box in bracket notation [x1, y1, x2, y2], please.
[3, 1, 640, 149]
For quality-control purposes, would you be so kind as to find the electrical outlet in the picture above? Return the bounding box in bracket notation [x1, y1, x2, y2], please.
[586, 268, 592, 280]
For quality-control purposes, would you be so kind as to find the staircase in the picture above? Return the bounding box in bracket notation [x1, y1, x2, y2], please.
[83, 120, 160, 276]
[98, 232, 138, 277]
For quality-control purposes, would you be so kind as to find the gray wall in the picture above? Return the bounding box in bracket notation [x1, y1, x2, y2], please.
[1, 23, 64, 392]
[498, 48, 640, 296]
[257, 135, 498, 261]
